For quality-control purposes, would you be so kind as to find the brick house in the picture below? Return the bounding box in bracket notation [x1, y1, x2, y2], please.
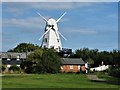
[61, 58, 86, 73]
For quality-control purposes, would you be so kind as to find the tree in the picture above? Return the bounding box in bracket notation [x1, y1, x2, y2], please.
[42, 49, 61, 73]
[8, 43, 40, 53]
[86, 58, 94, 67]
[20, 49, 61, 74]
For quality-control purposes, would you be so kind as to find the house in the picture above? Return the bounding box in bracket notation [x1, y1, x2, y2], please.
[0, 52, 26, 68]
[61, 58, 86, 73]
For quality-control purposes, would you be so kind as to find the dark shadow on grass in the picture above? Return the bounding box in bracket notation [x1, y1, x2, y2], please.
[87, 74, 120, 85]
[106, 78, 120, 85]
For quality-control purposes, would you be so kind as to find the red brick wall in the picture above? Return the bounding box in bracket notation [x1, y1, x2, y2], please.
[61, 65, 86, 72]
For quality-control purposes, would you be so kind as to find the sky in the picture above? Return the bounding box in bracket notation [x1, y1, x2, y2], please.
[2, 2, 118, 52]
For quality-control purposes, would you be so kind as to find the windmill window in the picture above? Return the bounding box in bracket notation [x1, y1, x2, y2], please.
[47, 25, 51, 27]
[44, 38, 47, 43]
[58, 46, 61, 50]
[43, 46, 46, 48]
[57, 39, 59, 42]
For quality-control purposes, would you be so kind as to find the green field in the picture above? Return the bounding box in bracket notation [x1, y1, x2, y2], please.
[2, 74, 120, 88]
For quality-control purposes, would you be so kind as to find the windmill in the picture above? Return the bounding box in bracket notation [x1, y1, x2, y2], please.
[37, 12, 67, 52]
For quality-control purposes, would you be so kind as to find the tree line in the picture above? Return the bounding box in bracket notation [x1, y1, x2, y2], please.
[8, 43, 120, 67]
[69, 48, 120, 67]
[7, 43, 120, 77]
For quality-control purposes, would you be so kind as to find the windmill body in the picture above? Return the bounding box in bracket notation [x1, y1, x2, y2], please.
[37, 12, 67, 52]
[42, 18, 62, 51]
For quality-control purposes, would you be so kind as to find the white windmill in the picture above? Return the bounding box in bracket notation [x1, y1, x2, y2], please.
[37, 12, 67, 52]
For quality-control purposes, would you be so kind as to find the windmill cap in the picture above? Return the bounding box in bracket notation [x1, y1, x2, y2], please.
[47, 18, 56, 25]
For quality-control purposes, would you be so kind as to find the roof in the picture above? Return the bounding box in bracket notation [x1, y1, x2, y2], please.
[2, 58, 23, 65]
[0, 52, 27, 59]
[61, 58, 85, 65]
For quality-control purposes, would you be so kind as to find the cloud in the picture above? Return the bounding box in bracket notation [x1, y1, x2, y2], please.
[4, 8, 25, 17]
[3, 17, 45, 29]
[2, 16, 69, 34]
[30, 2, 94, 10]
[3, 2, 116, 19]
[63, 28, 98, 35]
[3, 2, 95, 15]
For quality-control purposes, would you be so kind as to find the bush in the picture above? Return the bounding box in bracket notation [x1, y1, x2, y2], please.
[9, 65, 20, 72]
[109, 67, 120, 78]
[0, 65, 6, 72]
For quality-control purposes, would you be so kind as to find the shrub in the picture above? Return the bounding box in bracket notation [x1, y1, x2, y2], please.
[2, 65, 6, 72]
[109, 67, 120, 78]
[9, 65, 20, 72]
[0, 65, 6, 72]
[67, 71, 74, 74]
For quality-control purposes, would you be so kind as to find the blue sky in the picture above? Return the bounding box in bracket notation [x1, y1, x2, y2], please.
[2, 2, 118, 52]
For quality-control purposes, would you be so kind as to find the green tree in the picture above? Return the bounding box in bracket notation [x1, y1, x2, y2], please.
[20, 49, 61, 74]
[86, 58, 94, 66]
[8, 43, 40, 53]
[42, 49, 61, 73]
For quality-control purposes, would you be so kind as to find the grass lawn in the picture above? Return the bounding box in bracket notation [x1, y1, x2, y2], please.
[2, 73, 120, 88]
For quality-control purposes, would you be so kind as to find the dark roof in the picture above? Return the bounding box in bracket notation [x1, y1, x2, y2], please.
[2, 59, 23, 65]
[0, 52, 27, 59]
[61, 58, 85, 65]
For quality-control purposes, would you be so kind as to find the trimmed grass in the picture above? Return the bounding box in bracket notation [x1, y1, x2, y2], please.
[2, 74, 120, 88]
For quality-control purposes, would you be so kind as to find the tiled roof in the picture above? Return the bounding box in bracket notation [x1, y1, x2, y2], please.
[61, 58, 85, 65]
[0, 52, 27, 59]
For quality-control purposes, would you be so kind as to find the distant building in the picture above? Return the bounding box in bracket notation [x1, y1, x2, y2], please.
[0, 52, 26, 68]
[61, 58, 86, 73]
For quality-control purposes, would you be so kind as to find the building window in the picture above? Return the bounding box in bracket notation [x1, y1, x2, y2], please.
[7, 58, 10, 61]
[7, 64, 11, 68]
[17, 65, 20, 67]
[70, 65, 73, 69]
[78, 65, 81, 69]
[7, 54, 11, 60]
[17, 55, 20, 61]
[85, 62, 88, 68]
[61, 66, 63, 70]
